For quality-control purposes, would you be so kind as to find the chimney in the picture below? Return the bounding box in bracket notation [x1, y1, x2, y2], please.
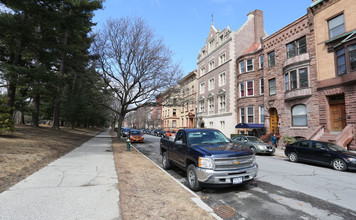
[248, 9, 264, 43]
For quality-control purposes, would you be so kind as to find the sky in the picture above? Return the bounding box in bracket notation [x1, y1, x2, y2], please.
[93, 0, 314, 76]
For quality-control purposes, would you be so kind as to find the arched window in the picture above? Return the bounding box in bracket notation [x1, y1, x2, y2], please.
[292, 105, 307, 126]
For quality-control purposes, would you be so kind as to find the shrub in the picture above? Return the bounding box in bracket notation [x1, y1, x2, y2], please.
[281, 136, 296, 146]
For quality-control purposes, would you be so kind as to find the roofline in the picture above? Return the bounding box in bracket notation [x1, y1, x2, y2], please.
[310, 0, 325, 8]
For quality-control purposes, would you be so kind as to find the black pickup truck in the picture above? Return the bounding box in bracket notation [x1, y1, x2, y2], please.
[160, 128, 258, 191]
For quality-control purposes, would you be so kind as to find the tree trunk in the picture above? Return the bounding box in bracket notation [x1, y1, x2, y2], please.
[31, 93, 40, 127]
[53, 28, 69, 129]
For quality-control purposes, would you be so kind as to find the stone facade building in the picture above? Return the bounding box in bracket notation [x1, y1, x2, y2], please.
[196, 10, 266, 137]
[178, 70, 197, 129]
[262, 13, 319, 139]
[160, 86, 182, 131]
[309, 0, 356, 149]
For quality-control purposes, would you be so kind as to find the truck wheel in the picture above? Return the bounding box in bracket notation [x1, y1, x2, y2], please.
[162, 152, 172, 170]
[187, 164, 201, 191]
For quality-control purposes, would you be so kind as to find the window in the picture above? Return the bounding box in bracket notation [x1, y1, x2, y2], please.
[247, 106, 254, 123]
[260, 78, 264, 95]
[299, 68, 308, 88]
[336, 43, 356, 75]
[291, 70, 297, 90]
[259, 55, 264, 69]
[268, 51, 275, 67]
[239, 82, 245, 97]
[328, 14, 345, 39]
[246, 59, 254, 71]
[218, 95, 225, 113]
[208, 78, 215, 90]
[208, 98, 214, 115]
[219, 35, 224, 44]
[173, 109, 176, 117]
[220, 121, 225, 130]
[259, 106, 265, 123]
[285, 68, 309, 91]
[199, 100, 205, 113]
[200, 82, 205, 94]
[219, 72, 226, 86]
[292, 105, 307, 127]
[209, 39, 215, 51]
[209, 122, 213, 128]
[209, 61, 215, 71]
[269, 78, 276, 95]
[172, 120, 176, 128]
[247, 80, 254, 96]
[240, 107, 245, 123]
[219, 53, 226, 65]
[239, 61, 245, 73]
[286, 36, 307, 59]
[200, 67, 205, 77]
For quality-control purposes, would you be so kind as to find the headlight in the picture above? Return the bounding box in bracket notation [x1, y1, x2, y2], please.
[198, 156, 214, 169]
[347, 157, 356, 163]
[257, 145, 267, 150]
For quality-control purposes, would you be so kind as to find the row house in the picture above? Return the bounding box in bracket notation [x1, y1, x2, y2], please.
[261, 13, 319, 139]
[178, 70, 197, 128]
[196, 10, 266, 137]
[309, 0, 356, 150]
[159, 86, 181, 131]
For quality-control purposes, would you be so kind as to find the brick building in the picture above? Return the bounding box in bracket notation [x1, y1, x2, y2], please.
[178, 70, 197, 129]
[309, 0, 356, 149]
[196, 9, 266, 137]
[262, 13, 319, 139]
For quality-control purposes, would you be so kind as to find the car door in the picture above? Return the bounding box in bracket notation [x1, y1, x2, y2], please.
[296, 140, 311, 160]
[173, 131, 188, 166]
[309, 141, 332, 165]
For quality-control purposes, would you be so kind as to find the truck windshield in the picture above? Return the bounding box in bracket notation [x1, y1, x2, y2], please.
[188, 130, 230, 145]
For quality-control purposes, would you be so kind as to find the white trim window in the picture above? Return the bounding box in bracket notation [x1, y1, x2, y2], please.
[200, 82, 205, 94]
[239, 82, 245, 97]
[269, 78, 276, 95]
[259, 78, 264, 95]
[199, 100, 205, 113]
[208, 77, 215, 91]
[219, 53, 226, 65]
[209, 60, 215, 71]
[240, 107, 245, 123]
[259, 105, 265, 124]
[239, 61, 245, 74]
[220, 121, 225, 130]
[246, 80, 254, 97]
[246, 59, 254, 72]
[208, 98, 214, 115]
[200, 67, 205, 77]
[247, 106, 254, 123]
[209, 121, 214, 128]
[218, 94, 226, 113]
[219, 72, 226, 86]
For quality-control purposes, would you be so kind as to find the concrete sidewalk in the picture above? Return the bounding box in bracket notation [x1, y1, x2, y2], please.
[0, 130, 121, 220]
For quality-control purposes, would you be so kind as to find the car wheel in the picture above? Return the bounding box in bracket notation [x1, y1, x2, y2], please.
[162, 152, 172, 170]
[332, 158, 347, 171]
[250, 146, 257, 154]
[187, 164, 201, 191]
[288, 152, 298, 162]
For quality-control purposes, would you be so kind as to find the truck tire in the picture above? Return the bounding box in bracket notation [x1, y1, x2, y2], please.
[162, 152, 172, 170]
[187, 164, 201, 191]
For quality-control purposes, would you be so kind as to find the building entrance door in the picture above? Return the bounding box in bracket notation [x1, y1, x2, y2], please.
[330, 103, 346, 132]
[269, 108, 279, 134]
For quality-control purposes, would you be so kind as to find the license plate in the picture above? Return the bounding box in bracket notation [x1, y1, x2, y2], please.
[232, 177, 243, 184]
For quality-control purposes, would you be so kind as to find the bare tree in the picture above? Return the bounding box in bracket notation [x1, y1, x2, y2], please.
[92, 17, 182, 136]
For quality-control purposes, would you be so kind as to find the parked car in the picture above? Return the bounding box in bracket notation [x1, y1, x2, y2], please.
[284, 140, 356, 171]
[231, 135, 275, 155]
[129, 129, 144, 143]
[121, 127, 130, 137]
[164, 130, 176, 138]
[160, 128, 258, 191]
[154, 129, 165, 137]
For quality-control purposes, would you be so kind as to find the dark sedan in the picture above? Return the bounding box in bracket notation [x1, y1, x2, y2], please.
[285, 140, 356, 171]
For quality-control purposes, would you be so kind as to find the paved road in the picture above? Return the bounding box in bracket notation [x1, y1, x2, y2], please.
[134, 134, 356, 220]
[0, 130, 121, 220]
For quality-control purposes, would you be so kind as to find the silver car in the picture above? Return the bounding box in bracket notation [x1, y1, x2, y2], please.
[231, 135, 275, 155]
